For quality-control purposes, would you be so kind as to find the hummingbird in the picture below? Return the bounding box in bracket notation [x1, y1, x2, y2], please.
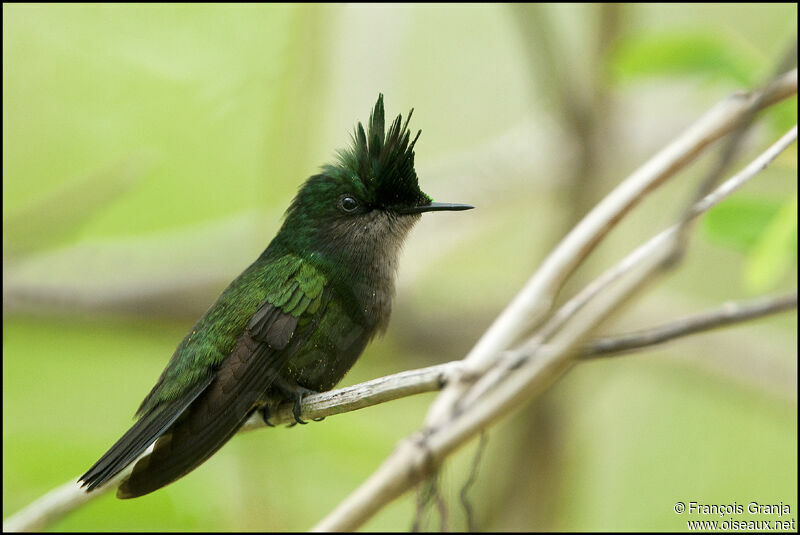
[79, 94, 473, 498]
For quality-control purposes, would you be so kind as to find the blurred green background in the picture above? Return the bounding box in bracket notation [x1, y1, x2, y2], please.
[3, 3, 797, 531]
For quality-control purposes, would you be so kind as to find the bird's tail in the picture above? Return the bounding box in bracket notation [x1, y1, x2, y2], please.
[80, 377, 213, 492]
[116, 340, 282, 499]
[116, 379, 262, 498]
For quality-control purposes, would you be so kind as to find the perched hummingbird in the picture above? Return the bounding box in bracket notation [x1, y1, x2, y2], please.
[79, 94, 472, 498]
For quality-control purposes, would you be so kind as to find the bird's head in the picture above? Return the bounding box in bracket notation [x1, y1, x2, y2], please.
[278, 94, 472, 267]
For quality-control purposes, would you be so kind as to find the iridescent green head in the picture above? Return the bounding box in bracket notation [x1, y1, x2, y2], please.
[286, 94, 471, 221]
[278, 94, 472, 262]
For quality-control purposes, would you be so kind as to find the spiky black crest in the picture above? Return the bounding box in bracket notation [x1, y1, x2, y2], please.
[335, 94, 431, 208]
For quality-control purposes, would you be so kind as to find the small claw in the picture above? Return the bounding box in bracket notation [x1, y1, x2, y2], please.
[260, 406, 276, 427]
[312, 416, 326, 422]
[292, 401, 308, 425]
[273, 379, 320, 426]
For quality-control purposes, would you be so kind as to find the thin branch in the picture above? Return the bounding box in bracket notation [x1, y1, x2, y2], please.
[312, 240, 675, 532]
[313, 87, 798, 531]
[583, 292, 798, 358]
[443, 122, 797, 424]
[240, 362, 462, 431]
[537, 125, 798, 350]
[670, 42, 798, 267]
[424, 68, 798, 429]
[459, 431, 488, 532]
[3, 362, 461, 532]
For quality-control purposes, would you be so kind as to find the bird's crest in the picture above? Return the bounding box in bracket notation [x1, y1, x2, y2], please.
[335, 94, 431, 207]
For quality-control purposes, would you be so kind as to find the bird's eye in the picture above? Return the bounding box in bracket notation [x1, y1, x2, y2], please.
[338, 195, 359, 214]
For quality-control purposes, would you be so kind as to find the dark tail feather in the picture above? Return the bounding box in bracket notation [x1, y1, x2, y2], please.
[117, 372, 266, 498]
[80, 376, 213, 491]
[117, 340, 283, 498]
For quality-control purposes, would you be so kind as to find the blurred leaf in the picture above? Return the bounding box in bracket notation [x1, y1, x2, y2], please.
[703, 196, 783, 252]
[764, 97, 798, 137]
[611, 31, 761, 86]
[703, 195, 797, 292]
[744, 196, 797, 292]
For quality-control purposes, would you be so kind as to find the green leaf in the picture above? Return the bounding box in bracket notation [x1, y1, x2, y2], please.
[744, 196, 798, 292]
[764, 98, 798, 138]
[611, 31, 760, 86]
[703, 197, 783, 252]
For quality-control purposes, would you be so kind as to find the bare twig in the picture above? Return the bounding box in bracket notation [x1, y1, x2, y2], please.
[423, 68, 798, 429]
[312, 241, 675, 532]
[449, 124, 797, 414]
[499, 7, 624, 528]
[533, 125, 798, 353]
[240, 362, 462, 431]
[313, 82, 798, 531]
[584, 292, 798, 358]
[670, 42, 798, 266]
[3, 362, 462, 532]
[459, 432, 488, 532]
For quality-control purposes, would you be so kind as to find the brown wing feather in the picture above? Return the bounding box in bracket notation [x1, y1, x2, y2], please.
[117, 303, 300, 499]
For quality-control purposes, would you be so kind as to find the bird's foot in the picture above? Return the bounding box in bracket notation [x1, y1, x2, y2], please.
[290, 386, 320, 425]
[274, 379, 321, 426]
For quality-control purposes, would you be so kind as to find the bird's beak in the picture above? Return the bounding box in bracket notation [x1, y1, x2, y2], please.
[396, 202, 474, 214]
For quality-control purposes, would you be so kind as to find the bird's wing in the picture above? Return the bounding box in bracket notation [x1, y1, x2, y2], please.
[80, 257, 328, 496]
[115, 262, 328, 498]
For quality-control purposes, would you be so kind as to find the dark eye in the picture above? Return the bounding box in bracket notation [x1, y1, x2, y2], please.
[338, 195, 359, 213]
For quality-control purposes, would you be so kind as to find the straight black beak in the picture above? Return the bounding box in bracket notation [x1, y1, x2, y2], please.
[397, 202, 474, 214]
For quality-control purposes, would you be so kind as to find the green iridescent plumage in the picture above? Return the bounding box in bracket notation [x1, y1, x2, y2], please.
[136, 254, 327, 416]
[80, 94, 471, 498]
